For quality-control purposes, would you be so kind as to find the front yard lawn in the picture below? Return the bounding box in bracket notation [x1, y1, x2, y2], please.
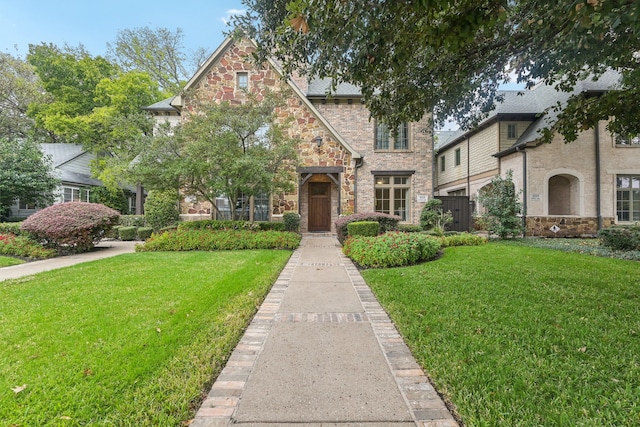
[364, 242, 640, 427]
[0, 256, 23, 268]
[0, 250, 291, 426]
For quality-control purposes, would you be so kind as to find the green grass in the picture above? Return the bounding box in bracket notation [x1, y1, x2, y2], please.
[363, 242, 640, 427]
[0, 250, 291, 426]
[0, 256, 23, 268]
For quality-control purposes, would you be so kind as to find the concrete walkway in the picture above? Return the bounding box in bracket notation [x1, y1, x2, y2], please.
[193, 235, 457, 427]
[0, 240, 137, 282]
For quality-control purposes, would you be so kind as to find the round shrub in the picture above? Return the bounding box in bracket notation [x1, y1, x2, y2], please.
[342, 232, 441, 268]
[283, 212, 300, 232]
[598, 225, 640, 251]
[20, 202, 120, 253]
[144, 190, 179, 231]
[347, 221, 380, 238]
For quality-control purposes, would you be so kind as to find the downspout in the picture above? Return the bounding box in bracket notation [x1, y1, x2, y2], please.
[466, 137, 471, 196]
[595, 122, 602, 230]
[354, 157, 364, 213]
[516, 146, 527, 236]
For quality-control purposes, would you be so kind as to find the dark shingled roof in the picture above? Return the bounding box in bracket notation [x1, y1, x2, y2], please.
[142, 96, 179, 112]
[306, 77, 362, 97]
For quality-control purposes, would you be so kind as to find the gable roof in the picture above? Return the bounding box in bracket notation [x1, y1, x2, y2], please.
[439, 70, 621, 154]
[142, 96, 179, 113]
[170, 36, 362, 159]
[40, 143, 103, 187]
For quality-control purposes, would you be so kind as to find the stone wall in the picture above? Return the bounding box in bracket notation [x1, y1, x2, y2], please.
[525, 216, 614, 237]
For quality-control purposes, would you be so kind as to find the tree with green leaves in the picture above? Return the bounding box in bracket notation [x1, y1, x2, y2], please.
[0, 52, 52, 141]
[478, 170, 524, 239]
[107, 26, 203, 94]
[236, 0, 640, 141]
[0, 138, 59, 220]
[132, 92, 299, 220]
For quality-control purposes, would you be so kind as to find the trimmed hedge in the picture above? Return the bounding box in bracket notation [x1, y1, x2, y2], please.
[439, 232, 488, 247]
[347, 221, 380, 238]
[335, 212, 401, 244]
[598, 225, 640, 251]
[342, 232, 441, 268]
[178, 220, 257, 231]
[137, 227, 154, 240]
[136, 229, 301, 252]
[20, 202, 120, 253]
[397, 224, 424, 233]
[118, 226, 138, 241]
[257, 221, 286, 231]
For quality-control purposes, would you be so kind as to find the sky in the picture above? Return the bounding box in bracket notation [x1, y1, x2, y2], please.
[0, 0, 246, 58]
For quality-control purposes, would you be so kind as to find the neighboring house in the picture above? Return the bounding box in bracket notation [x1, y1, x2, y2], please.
[435, 71, 639, 236]
[146, 36, 433, 233]
[10, 143, 138, 219]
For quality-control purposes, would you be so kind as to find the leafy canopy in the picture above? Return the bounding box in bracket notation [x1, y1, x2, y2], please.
[236, 0, 640, 140]
[131, 91, 300, 219]
[0, 138, 59, 220]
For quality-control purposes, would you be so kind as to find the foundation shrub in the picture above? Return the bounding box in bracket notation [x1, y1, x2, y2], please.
[336, 212, 401, 244]
[257, 221, 286, 231]
[598, 224, 640, 251]
[137, 227, 154, 240]
[347, 221, 380, 238]
[342, 232, 441, 268]
[440, 232, 488, 247]
[397, 224, 424, 233]
[20, 202, 120, 253]
[283, 212, 300, 232]
[136, 229, 301, 252]
[0, 233, 57, 259]
[178, 220, 257, 231]
[118, 226, 138, 241]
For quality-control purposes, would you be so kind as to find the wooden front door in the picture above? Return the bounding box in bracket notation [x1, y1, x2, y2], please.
[308, 182, 331, 232]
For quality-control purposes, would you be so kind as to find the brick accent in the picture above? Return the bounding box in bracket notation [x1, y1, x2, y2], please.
[526, 216, 615, 237]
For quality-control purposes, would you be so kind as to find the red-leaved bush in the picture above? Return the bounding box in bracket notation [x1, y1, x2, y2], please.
[21, 202, 120, 253]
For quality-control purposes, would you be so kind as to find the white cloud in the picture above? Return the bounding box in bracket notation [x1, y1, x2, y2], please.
[221, 8, 245, 25]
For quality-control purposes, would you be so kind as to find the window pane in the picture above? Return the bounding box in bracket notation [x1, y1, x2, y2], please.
[375, 123, 389, 149]
[393, 188, 408, 220]
[237, 72, 248, 89]
[394, 123, 408, 149]
[375, 188, 390, 213]
[375, 176, 390, 185]
[394, 176, 408, 185]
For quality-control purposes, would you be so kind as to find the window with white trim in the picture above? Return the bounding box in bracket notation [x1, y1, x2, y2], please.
[617, 175, 640, 222]
[375, 122, 409, 150]
[374, 175, 410, 221]
[63, 186, 90, 203]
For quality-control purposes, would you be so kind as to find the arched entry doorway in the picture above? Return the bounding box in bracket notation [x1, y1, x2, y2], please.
[298, 166, 343, 233]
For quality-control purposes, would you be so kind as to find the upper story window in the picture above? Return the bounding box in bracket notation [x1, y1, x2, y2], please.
[507, 123, 517, 139]
[440, 156, 446, 172]
[615, 133, 640, 146]
[237, 72, 248, 90]
[375, 122, 409, 150]
[455, 148, 461, 166]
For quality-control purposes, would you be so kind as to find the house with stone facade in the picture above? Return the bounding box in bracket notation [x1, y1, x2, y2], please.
[146, 36, 433, 233]
[435, 71, 640, 236]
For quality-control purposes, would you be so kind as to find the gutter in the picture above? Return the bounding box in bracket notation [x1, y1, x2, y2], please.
[354, 157, 364, 212]
[515, 146, 527, 237]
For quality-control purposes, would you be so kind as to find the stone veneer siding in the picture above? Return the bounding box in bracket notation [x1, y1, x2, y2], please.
[525, 216, 614, 237]
[179, 38, 356, 231]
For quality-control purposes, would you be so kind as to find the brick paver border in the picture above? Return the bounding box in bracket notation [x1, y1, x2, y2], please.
[192, 236, 458, 427]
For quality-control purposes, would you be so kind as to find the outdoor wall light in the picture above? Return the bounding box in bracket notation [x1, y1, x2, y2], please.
[312, 136, 323, 147]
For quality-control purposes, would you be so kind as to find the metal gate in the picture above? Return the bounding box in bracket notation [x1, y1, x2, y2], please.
[435, 196, 472, 232]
